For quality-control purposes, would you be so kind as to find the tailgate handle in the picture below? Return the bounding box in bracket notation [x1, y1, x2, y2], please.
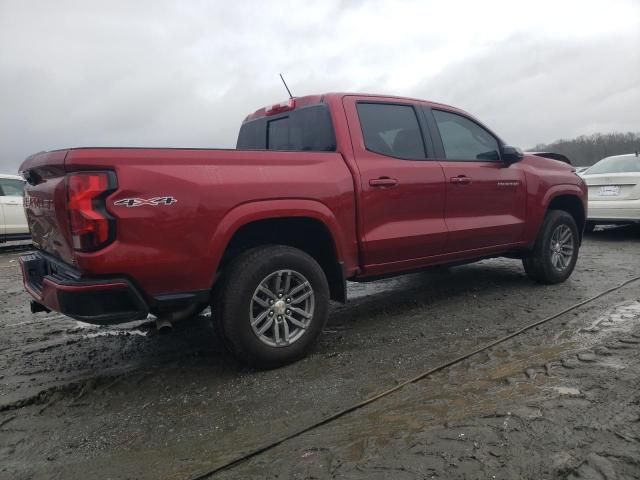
[450, 175, 472, 184]
[369, 177, 398, 187]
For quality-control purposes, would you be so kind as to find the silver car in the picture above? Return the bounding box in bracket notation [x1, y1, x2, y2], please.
[583, 153, 640, 231]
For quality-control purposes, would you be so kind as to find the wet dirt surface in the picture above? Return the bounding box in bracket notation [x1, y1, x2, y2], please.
[1, 226, 639, 479]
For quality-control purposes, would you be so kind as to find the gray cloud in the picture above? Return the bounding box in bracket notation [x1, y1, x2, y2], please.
[411, 34, 640, 148]
[1, 0, 639, 171]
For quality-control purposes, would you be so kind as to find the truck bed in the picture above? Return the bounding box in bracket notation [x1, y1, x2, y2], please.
[21, 147, 358, 297]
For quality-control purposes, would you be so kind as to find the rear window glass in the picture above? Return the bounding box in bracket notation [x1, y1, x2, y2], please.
[356, 103, 426, 160]
[587, 155, 640, 174]
[237, 104, 336, 152]
[267, 117, 290, 149]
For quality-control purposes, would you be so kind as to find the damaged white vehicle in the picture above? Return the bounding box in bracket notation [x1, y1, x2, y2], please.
[583, 153, 640, 231]
[0, 174, 30, 243]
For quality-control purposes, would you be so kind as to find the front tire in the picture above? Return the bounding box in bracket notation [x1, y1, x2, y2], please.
[214, 245, 329, 368]
[523, 210, 579, 284]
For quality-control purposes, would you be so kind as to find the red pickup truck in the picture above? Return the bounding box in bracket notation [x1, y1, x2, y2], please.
[19, 93, 587, 367]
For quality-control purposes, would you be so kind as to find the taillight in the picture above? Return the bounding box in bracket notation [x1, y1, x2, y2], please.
[67, 172, 116, 251]
[265, 98, 295, 116]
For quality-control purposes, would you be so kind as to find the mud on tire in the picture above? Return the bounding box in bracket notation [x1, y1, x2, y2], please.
[523, 210, 580, 284]
[213, 245, 330, 368]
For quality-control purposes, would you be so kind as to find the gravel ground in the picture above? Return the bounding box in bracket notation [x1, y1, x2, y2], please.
[1, 226, 639, 480]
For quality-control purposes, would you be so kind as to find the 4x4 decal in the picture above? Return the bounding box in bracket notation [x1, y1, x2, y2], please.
[113, 196, 177, 207]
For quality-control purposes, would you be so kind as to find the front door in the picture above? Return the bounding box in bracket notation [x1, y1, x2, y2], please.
[428, 108, 527, 252]
[344, 97, 448, 273]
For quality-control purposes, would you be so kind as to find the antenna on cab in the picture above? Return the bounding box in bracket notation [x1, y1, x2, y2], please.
[279, 73, 293, 99]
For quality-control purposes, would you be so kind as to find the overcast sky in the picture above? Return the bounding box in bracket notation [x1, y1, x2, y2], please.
[1, 0, 639, 171]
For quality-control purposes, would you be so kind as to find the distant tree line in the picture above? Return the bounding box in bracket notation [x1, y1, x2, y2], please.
[530, 132, 640, 166]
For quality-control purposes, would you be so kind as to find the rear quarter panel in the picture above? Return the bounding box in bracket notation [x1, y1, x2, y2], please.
[21, 150, 75, 263]
[65, 148, 357, 298]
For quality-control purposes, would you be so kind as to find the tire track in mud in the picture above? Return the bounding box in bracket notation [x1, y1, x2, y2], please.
[215, 297, 640, 480]
[188, 276, 640, 479]
[0, 317, 210, 412]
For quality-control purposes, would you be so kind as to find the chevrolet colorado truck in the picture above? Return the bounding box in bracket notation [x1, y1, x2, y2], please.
[19, 93, 587, 367]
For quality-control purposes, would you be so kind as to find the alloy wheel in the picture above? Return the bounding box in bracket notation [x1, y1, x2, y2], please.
[250, 269, 315, 347]
[549, 224, 574, 272]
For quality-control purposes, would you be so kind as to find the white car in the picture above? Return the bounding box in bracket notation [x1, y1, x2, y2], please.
[583, 153, 640, 231]
[0, 174, 30, 243]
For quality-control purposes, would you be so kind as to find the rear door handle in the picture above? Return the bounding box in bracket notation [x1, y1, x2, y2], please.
[450, 175, 472, 185]
[369, 177, 398, 187]
[4, 200, 22, 205]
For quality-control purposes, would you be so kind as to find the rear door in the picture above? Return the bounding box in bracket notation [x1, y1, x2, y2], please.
[426, 108, 527, 252]
[343, 96, 448, 273]
[0, 177, 28, 235]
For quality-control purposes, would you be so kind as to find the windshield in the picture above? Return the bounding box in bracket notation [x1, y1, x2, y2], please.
[587, 155, 640, 175]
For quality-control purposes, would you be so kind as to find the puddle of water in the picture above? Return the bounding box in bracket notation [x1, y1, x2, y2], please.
[582, 301, 640, 334]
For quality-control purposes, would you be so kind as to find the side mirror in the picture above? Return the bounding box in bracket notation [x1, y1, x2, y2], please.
[502, 145, 523, 165]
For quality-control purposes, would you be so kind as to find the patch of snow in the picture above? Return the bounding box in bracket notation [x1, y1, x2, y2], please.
[553, 386, 581, 395]
[83, 329, 148, 338]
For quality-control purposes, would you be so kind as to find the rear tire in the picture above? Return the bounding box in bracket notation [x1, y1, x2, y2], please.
[213, 245, 329, 368]
[523, 210, 579, 284]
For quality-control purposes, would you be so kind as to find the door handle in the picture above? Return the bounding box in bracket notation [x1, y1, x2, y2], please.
[450, 175, 472, 185]
[369, 177, 398, 187]
[4, 200, 22, 205]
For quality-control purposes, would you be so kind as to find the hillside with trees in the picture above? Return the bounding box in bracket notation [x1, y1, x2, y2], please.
[530, 132, 640, 167]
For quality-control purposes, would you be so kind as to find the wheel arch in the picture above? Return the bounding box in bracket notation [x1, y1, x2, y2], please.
[546, 191, 586, 244]
[209, 200, 348, 303]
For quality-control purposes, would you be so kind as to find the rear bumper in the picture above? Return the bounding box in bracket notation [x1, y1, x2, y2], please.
[587, 199, 640, 222]
[19, 251, 149, 324]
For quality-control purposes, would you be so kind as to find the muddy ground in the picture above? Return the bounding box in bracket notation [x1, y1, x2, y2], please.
[1, 226, 639, 480]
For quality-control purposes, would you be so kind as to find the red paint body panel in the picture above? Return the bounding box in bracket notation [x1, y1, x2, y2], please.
[65, 148, 359, 298]
[438, 161, 527, 251]
[19, 92, 587, 321]
[342, 95, 448, 267]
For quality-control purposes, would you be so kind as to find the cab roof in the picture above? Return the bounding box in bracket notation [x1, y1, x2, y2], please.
[243, 92, 469, 123]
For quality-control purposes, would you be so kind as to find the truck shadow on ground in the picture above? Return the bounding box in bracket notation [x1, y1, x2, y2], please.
[156, 260, 533, 369]
[143, 225, 637, 375]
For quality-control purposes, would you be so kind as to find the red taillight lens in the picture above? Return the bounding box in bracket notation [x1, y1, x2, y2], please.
[67, 172, 115, 251]
[265, 98, 295, 115]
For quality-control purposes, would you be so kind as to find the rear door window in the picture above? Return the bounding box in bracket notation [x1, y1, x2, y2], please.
[433, 109, 500, 161]
[356, 103, 426, 160]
